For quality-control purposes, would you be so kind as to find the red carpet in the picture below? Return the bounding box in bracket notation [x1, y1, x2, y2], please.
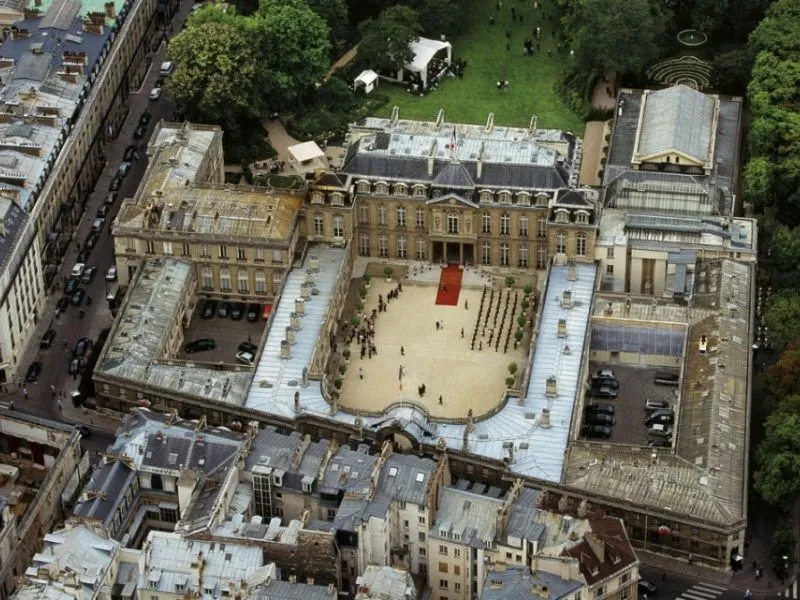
[435, 265, 463, 306]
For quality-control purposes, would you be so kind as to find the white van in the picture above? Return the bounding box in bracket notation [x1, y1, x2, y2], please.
[159, 61, 173, 76]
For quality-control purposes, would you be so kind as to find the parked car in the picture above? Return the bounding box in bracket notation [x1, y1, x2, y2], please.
[104, 192, 118, 205]
[201, 300, 218, 319]
[638, 581, 658, 596]
[262, 304, 272, 320]
[645, 398, 670, 412]
[585, 412, 615, 427]
[56, 297, 70, 313]
[149, 87, 162, 101]
[71, 289, 85, 305]
[246, 303, 260, 322]
[134, 125, 147, 139]
[106, 266, 118, 281]
[238, 341, 257, 354]
[77, 248, 91, 263]
[117, 162, 131, 178]
[84, 231, 100, 249]
[184, 338, 216, 353]
[648, 424, 673, 438]
[648, 439, 672, 448]
[584, 403, 615, 417]
[80, 266, 97, 284]
[69, 357, 82, 375]
[26, 361, 43, 382]
[581, 425, 612, 440]
[159, 61, 173, 76]
[235, 350, 255, 366]
[40, 329, 57, 348]
[91, 217, 105, 232]
[217, 301, 230, 318]
[123, 145, 138, 162]
[230, 302, 245, 320]
[654, 371, 679, 386]
[109, 174, 124, 191]
[71, 263, 85, 277]
[593, 369, 616, 380]
[96, 205, 109, 218]
[65, 276, 81, 294]
[139, 112, 151, 126]
[592, 385, 618, 399]
[73, 337, 90, 358]
[646, 413, 675, 427]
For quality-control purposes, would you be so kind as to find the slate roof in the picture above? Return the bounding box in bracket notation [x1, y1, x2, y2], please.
[433, 162, 474, 188]
[636, 85, 716, 164]
[246, 426, 331, 492]
[431, 487, 505, 548]
[72, 460, 137, 526]
[313, 171, 350, 189]
[562, 518, 637, 586]
[375, 452, 437, 506]
[481, 566, 584, 600]
[319, 445, 377, 496]
[505, 488, 546, 544]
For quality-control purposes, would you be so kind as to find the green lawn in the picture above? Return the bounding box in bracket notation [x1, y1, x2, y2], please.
[373, 0, 583, 132]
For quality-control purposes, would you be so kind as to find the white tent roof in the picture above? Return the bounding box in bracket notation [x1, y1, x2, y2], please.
[355, 69, 378, 84]
[406, 37, 451, 73]
[288, 141, 325, 163]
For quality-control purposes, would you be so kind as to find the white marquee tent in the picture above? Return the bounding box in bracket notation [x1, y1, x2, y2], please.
[396, 37, 452, 87]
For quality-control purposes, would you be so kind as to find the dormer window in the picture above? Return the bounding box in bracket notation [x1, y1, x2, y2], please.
[310, 191, 324, 205]
[480, 190, 493, 203]
[394, 183, 407, 196]
[499, 191, 512, 204]
[330, 192, 344, 206]
[413, 185, 426, 198]
[576, 210, 589, 224]
[375, 181, 389, 195]
[555, 209, 570, 223]
[518, 192, 531, 206]
[356, 180, 370, 194]
[536, 193, 550, 206]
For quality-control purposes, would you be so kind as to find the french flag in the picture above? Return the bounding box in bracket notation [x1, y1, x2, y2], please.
[450, 126, 457, 152]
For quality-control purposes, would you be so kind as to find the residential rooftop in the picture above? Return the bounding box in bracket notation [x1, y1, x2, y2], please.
[431, 486, 505, 548]
[481, 565, 584, 600]
[0, 194, 31, 280]
[355, 566, 416, 600]
[562, 518, 638, 586]
[212, 514, 310, 547]
[94, 258, 252, 405]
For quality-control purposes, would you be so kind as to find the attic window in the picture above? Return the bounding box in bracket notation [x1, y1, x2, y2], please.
[415, 472, 425, 483]
[389, 467, 398, 477]
[168, 453, 178, 465]
[146, 451, 152, 459]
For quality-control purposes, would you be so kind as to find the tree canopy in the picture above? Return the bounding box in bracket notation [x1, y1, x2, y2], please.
[764, 349, 800, 405]
[754, 410, 800, 506]
[764, 293, 800, 350]
[357, 5, 422, 74]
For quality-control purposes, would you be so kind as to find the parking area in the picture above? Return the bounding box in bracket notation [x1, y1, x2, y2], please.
[179, 300, 267, 364]
[581, 363, 680, 446]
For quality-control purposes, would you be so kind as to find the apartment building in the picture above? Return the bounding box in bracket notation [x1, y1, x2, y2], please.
[480, 563, 585, 600]
[307, 111, 594, 269]
[0, 410, 84, 600]
[0, 0, 164, 381]
[355, 566, 417, 600]
[113, 121, 303, 303]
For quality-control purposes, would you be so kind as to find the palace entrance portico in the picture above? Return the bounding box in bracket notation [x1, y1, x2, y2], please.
[432, 240, 474, 265]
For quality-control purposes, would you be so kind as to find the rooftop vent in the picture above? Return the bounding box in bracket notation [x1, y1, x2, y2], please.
[557, 318, 567, 338]
[546, 376, 557, 397]
[561, 290, 572, 309]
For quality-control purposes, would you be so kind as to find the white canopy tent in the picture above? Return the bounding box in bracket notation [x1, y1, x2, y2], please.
[354, 69, 379, 94]
[287, 141, 328, 173]
[397, 37, 452, 87]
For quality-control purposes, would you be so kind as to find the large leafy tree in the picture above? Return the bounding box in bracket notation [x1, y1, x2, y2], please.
[165, 21, 257, 128]
[764, 352, 800, 406]
[754, 411, 800, 507]
[357, 5, 422, 74]
[306, 0, 350, 55]
[764, 293, 800, 350]
[409, 0, 463, 39]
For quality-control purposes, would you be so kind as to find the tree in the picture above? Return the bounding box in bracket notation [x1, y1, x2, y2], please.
[764, 350, 800, 404]
[306, 0, 350, 55]
[754, 411, 800, 506]
[253, 0, 331, 110]
[410, 0, 463, 39]
[711, 46, 753, 95]
[742, 156, 774, 209]
[165, 22, 257, 128]
[690, 0, 728, 37]
[768, 225, 800, 278]
[357, 5, 422, 73]
[748, 0, 800, 60]
[764, 294, 800, 350]
[771, 522, 797, 567]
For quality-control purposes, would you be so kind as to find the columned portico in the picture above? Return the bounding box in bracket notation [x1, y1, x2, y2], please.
[431, 240, 474, 265]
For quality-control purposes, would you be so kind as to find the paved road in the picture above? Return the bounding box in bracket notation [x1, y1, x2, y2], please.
[3, 2, 192, 438]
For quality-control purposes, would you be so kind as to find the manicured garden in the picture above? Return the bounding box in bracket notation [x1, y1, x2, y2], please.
[372, 0, 583, 132]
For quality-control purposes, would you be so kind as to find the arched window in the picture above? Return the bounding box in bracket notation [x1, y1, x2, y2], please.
[556, 231, 567, 254]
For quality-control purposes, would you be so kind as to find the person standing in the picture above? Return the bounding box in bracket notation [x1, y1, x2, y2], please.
[359, 367, 364, 380]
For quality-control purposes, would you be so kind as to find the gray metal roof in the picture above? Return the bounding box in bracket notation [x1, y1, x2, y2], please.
[431, 486, 504, 548]
[481, 566, 584, 600]
[356, 566, 415, 600]
[40, 0, 81, 30]
[319, 445, 377, 496]
[637, 85, 716, 163]
[250, 579, 334, 600]
[375, 453, 437, 506]
[246, 426, 331, 492]
[0, 196, 29, 270]
[505, 487, 546, 543]
[72, 460, 137, 526]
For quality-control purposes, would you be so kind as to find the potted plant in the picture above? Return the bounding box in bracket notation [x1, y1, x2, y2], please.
[334, 378, 343, 389]
[355, 300, 364, 314]
[508, 362, 518, 376]
[351, 316, 361, 328]
[506, 376, 515, 388]
[514, 330, 524, 343]
[384, 266, 394, 282]
[523, 284, 533, 296]
[517, 315, 526, 328]
[359, 285, 368, 299]
[343, 348, 351, 361]
[362, 273, 372, 288]
[521, 299, 530, 312]
[505, 276, 515, 287]
[338, 363, 347, 375]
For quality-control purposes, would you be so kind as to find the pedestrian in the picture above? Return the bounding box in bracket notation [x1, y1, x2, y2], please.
[744, 590, 752, 600]
[438, 395, 443, 405]
[22, 386, 28, 399]
[688, 553, 694, 565]
[248, 334, 252, 343]
[436, 321, 440, 330]
[8, 400, 14, 411]
[64, 338, 68, 348]
[489, 15, 495, 25]
[661, 571, 666, 582]
[461, 328, 464, 338]
[359, 367, 364, 380]
[519, 14, 523, 23]
[465, 299, 469, 310]
[400, 346, 405, 356]
[50, 384, 56, 395]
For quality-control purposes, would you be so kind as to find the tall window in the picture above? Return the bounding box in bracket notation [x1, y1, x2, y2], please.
[333, 215, 344, 238]
[255, 271, 266, 294]
[255, 248, 265, 262]
[500, 242, 509, 266]
[201, 266, 213, 289]
[518, 246, 528, 267]
[482, 241, 491, 265]
[237, 247, 246, 260]
[238, 270, 249, 293]
[378, 205, 387, 226]
[537, 247, 548, 269]
[556, 231, 567, 254]
[314, 215, 324, 236]
[397, 237, 407, 258]
[219, 245, 228, 259]
[500, 213, 510, 236]
[397, 207, 406, 228]
[416, 208, 425, 228]
[482, 214, 491, 234]
[359, 233, 370, 256]
[416, 239, 426, 260]
[447, 214, 459, 234]
[576, 233, 587, 256]
[182, 243, 191, 257]
[162, 241, 173, 256]
[378, 235, 388, 257]
[359, 204, 369, 224]
[519, 216, 528, 237]
[537, 218, 547, 238]
[220, 268, 231, 291]
[272, 271, 283, 293]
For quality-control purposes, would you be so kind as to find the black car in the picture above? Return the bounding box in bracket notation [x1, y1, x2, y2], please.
[109, 174, 124, 191]
[26, 361, 43, 382]
[139, 112, 151, 127]
[584, 412, 615, 427]
[76, 425, 92, 437]
[217, 301, 231, 318]
[123, 145, 138, 162]
[77, 248, 91, 263]
[230, 302, 245, 320]
[645, 413, 675, 427]
[96, 205, 109, 218]
[591, 377, 619, 391]
[84, 231, 100, 249]
[71, 289, 85, 305]
[80, 266, 97, 283]
[246, 303, 260, 322]
[104, 192, 118, 205]
[582, 424, 612, 439]
[201, 300, 218, 319]
[40, 329, 57, 348]
[184, 338, 216, 353]
[133, 125, 147, 139]
[238, 341, 258, 354]
[638, 581, 658, 595]
[584, 403, 615, 417]
[592, 385, 619, 399]
[65, 276, 81, 294]
[56, 297, 70, 313]
[74, 337, 90, 357]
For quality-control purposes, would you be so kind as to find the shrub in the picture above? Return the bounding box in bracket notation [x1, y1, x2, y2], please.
[508, 362, 518, 375]
[505, 276, 515, 287]
[515, 329, 524, 342]
[521, 299, 530, 312]
[362, 273, 372, 283]
[384, 266, 394, 278]
[355, 301, 364, 312]
[359, 286, 368, 299]
[338, 363, 347, 375]
[506, 377, 515, 387]
[517, 315, 526, 328]
[334, 378, 343, 389]
[343, 348, 351, 359]
[523, 284, 533, 296]
[351, 316, 361, 328]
